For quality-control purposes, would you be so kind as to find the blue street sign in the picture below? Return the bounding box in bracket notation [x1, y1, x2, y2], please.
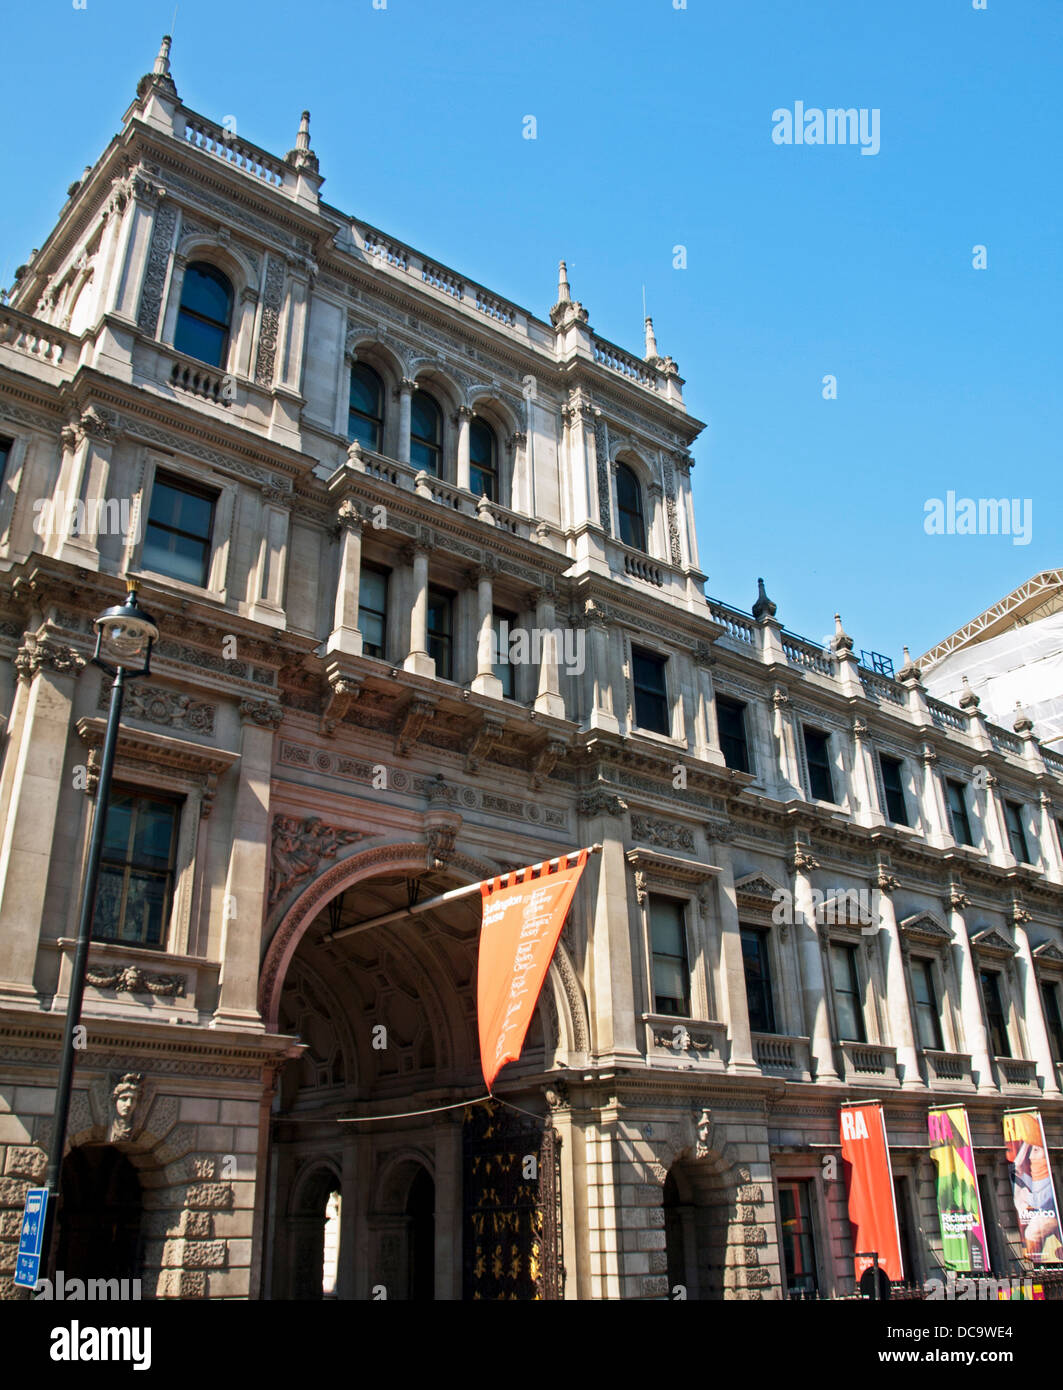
[13, 1187, 48, 1289]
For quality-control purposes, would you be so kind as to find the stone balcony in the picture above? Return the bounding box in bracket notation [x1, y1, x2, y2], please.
[752, 1032, 812, 1081]
[837, 1040, 900, 1087]
[922, 1049, 976, 1091]
[995, 1056, 1040, 1094]
[644, 1014, 729, 1070]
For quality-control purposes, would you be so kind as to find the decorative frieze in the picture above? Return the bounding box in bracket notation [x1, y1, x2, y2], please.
[629, 814, 696, 853]
[254, 253, 285, 385]
[269, 815, 365, 903]
[85, 964, 186, 998]
[136, 202, 179, 336]
[98, 682, 216, 735]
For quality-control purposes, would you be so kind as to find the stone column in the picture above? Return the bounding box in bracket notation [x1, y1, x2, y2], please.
[771, 685, 803, 800]
[647, 481, 665, 557]
[691, 646, 726, 766]
[53, 408, 121, 571]
[919, 744, 951, 847]
[326, 500, 364, 656]
[470, 563, 502, 698]
[711, 843, 756, 1070]
[874, 866, 922, 1087]
[1038, 790, 1063, 883]
[792, 846, 839, 1081]
[403, 543, 434, 678]
[982, 775, 1015, 866]
[456, 406, 472, 491]
[213, 699, 282, 1031]
[580, 791, 640, 1062]
[583, 603, 619, 733]
[1013, 912, 1062, 1097]
[947, 884, 996, 1093]
[396, 378, 414, 465]
[850, 717, 884, 826]
[533, 587, 565, 718]
[0, 641, 84, 1008]
[433, 1115, 463, 1300]
[249, 486, 290, 626]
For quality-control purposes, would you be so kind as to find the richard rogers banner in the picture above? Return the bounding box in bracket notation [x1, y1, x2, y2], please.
[840, 1102, 903, 1283]
[1003, 1110, 1063, 1266]
[928, 1106, 989, 1272]
[477, 849, 588, 1091]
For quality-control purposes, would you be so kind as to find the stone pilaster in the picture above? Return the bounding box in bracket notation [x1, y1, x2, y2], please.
[403, 543, 434, 678]
[874, 866, 922, 1087]
[947, 883, 996, 1093]
[1013, 915, 1061, 1097]
[325, 500, 364, 656]
[791, 844, 839, 1082]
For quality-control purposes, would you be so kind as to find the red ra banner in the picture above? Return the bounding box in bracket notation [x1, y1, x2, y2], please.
[840, 1102, 904, 1284]
[477, 849, 588, 1091]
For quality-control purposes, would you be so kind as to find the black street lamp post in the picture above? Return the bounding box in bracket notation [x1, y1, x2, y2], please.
[40, 579, 158, 1282]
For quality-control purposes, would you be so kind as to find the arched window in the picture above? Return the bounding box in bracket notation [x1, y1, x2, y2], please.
[469, 418, 497, 500]
[174, 262, 233, 368]
[348, 362, 384, 452]
[616, 462, 646, 551]
[410, 390, 443, 476]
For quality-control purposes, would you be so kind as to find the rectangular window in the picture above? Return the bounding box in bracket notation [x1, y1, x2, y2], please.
[427, 588, 453, 680]
[893, 1177, 919, 1287]
[946, 779, 974, 846]
[741, 927, 776, 1034]
[980, 970, 1010, 1057]
[716, 696, 750, 773]
[1004, 800, 1031, 863]
[830, 942, 865, 1042]
[1041, 981, 1063, 1064]
[649, 896, 689, 1017]
[977, 1173, 1003, 1273]
[492, 609, 516, 699]
[879, 755, 909, 826]
[911, 958, 943, 1052]
[803, 727, 835, 803]
[358, 565, 388, 659]
[632, 648, 670, 735]
[777, 1180, 819, 1298]
[93, 790, 180, 948]
[0, 437, 12, 485]
[143, 474, 215, 588]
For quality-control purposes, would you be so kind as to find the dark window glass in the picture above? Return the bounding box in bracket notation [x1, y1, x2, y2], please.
[632, 648, 669, 734]
[980, 970, 1010, 1057]
[717, 696, 750, 773]
[1041, 982, 1063, 1064]
[1004, 800, 1031, 863]
[358, 565, 388, 659]
[492, 609, 516, 698]
[977, 1173, 1003, 1273]
[142, 475, 215, 587]
[93, 790, 179, 947]
[946, 779, 974, 846]
[0, 438, 12, 484]
[778, 1180, 818, 1298]
[348, 363, 384, 452]
[911, 958, 943, 1052]
[893, 1177, 919, 1287]
[650, 896, 689, 1016]
[411, 391, 443, 476]
[174, 262, 233, 368]
[469, 418, 497, 501]
[879, 755, 909, 826]
[616, 463, 646, 551]
[427, 587, 452, 680]
[830, 943, 865, 1042]
[741, 927, 776, 1033]
[804, 728, 835, 803]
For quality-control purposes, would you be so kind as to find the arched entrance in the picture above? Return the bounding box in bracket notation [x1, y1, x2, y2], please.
[57, 1145, 143, 1282]
[661, 1157, 735, 1300]
[263, 847, 576, 1300]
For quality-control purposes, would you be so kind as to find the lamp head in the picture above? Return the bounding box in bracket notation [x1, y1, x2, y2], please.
[93, 579, 159, 675]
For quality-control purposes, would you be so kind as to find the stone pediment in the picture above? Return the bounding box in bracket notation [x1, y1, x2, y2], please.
[899, 911, 953, 947]
[734, 872, 786, 915]
[1033, 940, 1063, 972]
[971, 927, 1017, 960]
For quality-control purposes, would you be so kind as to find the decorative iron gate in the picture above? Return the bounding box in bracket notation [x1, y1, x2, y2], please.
[462, 1099, 563, 1300]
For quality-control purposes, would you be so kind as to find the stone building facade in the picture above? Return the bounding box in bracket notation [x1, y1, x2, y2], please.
[0, 39, 1061, 1300]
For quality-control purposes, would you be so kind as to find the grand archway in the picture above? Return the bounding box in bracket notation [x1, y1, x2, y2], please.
[262, 847, 579, 1300]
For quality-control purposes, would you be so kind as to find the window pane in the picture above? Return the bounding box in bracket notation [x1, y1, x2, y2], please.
[470, 419, 494, 465]
[132, 800, 178, 869]
[804, 729, 834, 802]
[93, 867, 126, 941]
[411, 392, 441, 441]
[717, 697, 750, 773]
[347, 411, 380, 452]
[174, 315, 227, 366]
[143, 525, 209, 586]
[742, 927, 776, 1034]
[92, 792, 179, 948]
[779, 1181, 818, 1296]
[180, 264, 232, 322]
[650, 900, 685, 956]
[411, 439, 440, 475]
[150, 481, 212, 539]
[349, 365, 382, 417]
[360, 568, 387, 615]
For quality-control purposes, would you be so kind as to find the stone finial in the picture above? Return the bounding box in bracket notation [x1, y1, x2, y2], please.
[831, 612, 854, 654]
[752, 577, 777, 621]
[644, 315, 659, 361]
[137, 34, 178, 100]
[286, 110, 320, 173]
[557, 260, 570, 304]
[897, 645, 921, 683]
[1013, 701, 1034, 735]
[958, 674, 980, 710]
[550, 260, 588, 327]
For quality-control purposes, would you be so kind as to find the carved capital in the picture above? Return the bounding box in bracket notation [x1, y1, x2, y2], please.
[792, 847, 819, 874]
[948, 885, 970, 912]
[335, 498, 365, 534]
[15, 640, 85, 682]
[238, 698, 283, 730]
[578, 788, 628, 819]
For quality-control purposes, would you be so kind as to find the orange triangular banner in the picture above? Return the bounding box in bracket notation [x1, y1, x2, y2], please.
[477, 849, 588, 1090]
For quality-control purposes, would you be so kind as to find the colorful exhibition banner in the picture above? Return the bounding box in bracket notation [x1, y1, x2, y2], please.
[840, 1102, 903, 1283]
[927, 1106, 989, 1272]
[477, 848, 588, 1091]
[1003, 1110, 1063, 1266]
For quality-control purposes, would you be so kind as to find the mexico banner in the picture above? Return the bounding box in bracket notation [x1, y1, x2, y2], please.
[477, 848, 588, 1091]
[840, 1102, 903, 1283]
[928, 1106, 989, 1272]
[1003, 1110, 1063, 1265]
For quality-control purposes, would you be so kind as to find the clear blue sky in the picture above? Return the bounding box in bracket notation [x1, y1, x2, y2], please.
[1, 0, 1059, 664]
